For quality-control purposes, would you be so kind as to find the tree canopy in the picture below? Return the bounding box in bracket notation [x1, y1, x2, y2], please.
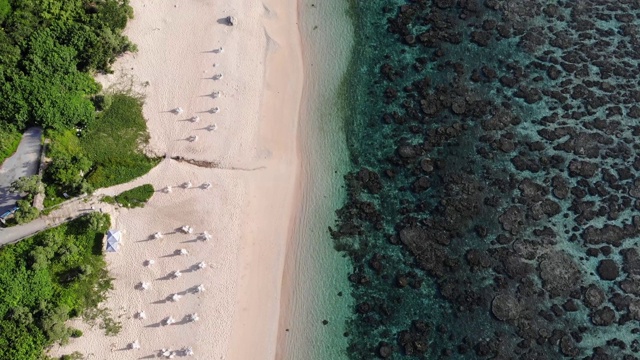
[0, 0, 135, 134]
[0, 213, 113, 359]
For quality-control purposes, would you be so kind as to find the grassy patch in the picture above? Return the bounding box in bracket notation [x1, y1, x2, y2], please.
[0, 127, 21, 166]
[100, 195, 116, 205]
[112, 184, 154, 208]
[0, 213, 116, 359]
[81, 94, 159, 188]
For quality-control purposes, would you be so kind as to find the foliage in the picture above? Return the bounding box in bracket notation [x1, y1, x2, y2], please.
[0, 0, 9, 24]
[81, 95, 159, 188]
[0, 1, 159, 207]
[0, 213, 113, 359]
[112, 184, 153, 208]
[0, 125, 20, 165]
[10, 175, 44, 200]
[42, 95, 158, 206]
[14, 199, 40, 224]
[0, 0, 136, 132]
[59, 352, 83, 360]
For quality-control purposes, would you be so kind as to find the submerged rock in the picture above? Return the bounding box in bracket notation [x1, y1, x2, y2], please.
[539, 251, 581, 297]
[491, 294, 520, 321]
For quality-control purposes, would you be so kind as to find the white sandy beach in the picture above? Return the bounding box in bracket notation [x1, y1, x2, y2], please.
[49, 0, 303, 359]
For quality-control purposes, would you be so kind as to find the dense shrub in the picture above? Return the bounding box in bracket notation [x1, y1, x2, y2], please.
[0, 1, 154, 203]
[0, 125, 20, 165]
[0, 213, 113, 359]
[81, 95, 158, 188]
[113, 184, 154, 208]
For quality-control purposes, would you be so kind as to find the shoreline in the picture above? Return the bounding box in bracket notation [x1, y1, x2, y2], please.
[227, 0, 304, 357]
[47, 0, 306, 358]
[274, 0, 305, 355]
[275, 0, 355, 358]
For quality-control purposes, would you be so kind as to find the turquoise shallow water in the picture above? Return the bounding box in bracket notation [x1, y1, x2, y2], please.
[329, 0, 640, 359]
[278, 0, 353, 359]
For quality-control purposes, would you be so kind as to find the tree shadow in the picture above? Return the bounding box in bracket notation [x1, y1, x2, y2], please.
[152, 287, 191, 304]
[176, 136, 198, 143]
[150, 298, 168, 305]
[144, 321, 164, 328]
[155, 272, 177, 281]
[195, 125, 218, 132]
[199, 92, 220, 98]
[172, 315, 192, 326]
[201, 48, 223, 54]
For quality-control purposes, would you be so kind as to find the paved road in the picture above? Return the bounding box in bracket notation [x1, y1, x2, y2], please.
[0, 127, 43, 214]
[0, 196, 102, 246]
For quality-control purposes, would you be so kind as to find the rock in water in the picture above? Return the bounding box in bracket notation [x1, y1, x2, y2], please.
[491, 294, 519, 321]
[539, 251, 581, 297]
[596, 259, 619, 281]
[227, 16, 237, 26]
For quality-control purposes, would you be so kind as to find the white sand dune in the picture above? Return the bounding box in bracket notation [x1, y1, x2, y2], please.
[48, 0, 302, 358]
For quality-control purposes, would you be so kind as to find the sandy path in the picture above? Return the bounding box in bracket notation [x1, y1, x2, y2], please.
[48, 0, 303, 358]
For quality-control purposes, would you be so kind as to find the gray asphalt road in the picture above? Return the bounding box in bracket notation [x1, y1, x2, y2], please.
[0, 218, 48, 245]
[0, 195, 98, 246]
[0, 127, 42, 214]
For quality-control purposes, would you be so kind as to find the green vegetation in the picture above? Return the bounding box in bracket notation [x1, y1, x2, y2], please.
[43, 95, 159, 207]
[0, 213, 116, 360]
[0, 126, 20, 165]
[59, 352, 83, 360]
[10, 174, 44, 198]
[103, 184, 154, 208]
[82, 95, 158, 188]
[0, 0, 157, 207]
[9, 175, 44, 224]
[0, 0, 136, 131]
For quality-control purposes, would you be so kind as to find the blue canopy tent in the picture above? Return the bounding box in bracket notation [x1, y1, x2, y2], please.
[106, 241, 120, 252]
[105, 229, 122, 252]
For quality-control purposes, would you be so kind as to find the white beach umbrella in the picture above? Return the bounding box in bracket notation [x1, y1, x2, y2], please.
[197, 261, 206, 270]
[195, 284, 205, 293]
[145, 259, 155, 267]
[213, 73, 223, 80]
[210, 107, 220, 114]
[137, 311, 146, 319]
[180, 225, 191, 234]
[179, 248, 189, 256]
[188, 313, 199, 322]
[130, 340, 140, 350]
[214, 46, 223, 53]
[188, 135, 198, 142]
[139, 282, 150, 290]
[153, 232, 163, 239]
[163, 316, 175, 326]
[171, 270, 182, 279]
[174, 107, 183, 114]
[212, 90, 221, 98]
[183, 181, 192, 189]
[200, 231, 212, 241]
[183, 347, 194, 356]
[207, 124, 218, 132]
[191, 116, 200, 123]
[165, 186, 172, 193]
[170, 293, 182, 302]
[202, 182, 212, 190]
